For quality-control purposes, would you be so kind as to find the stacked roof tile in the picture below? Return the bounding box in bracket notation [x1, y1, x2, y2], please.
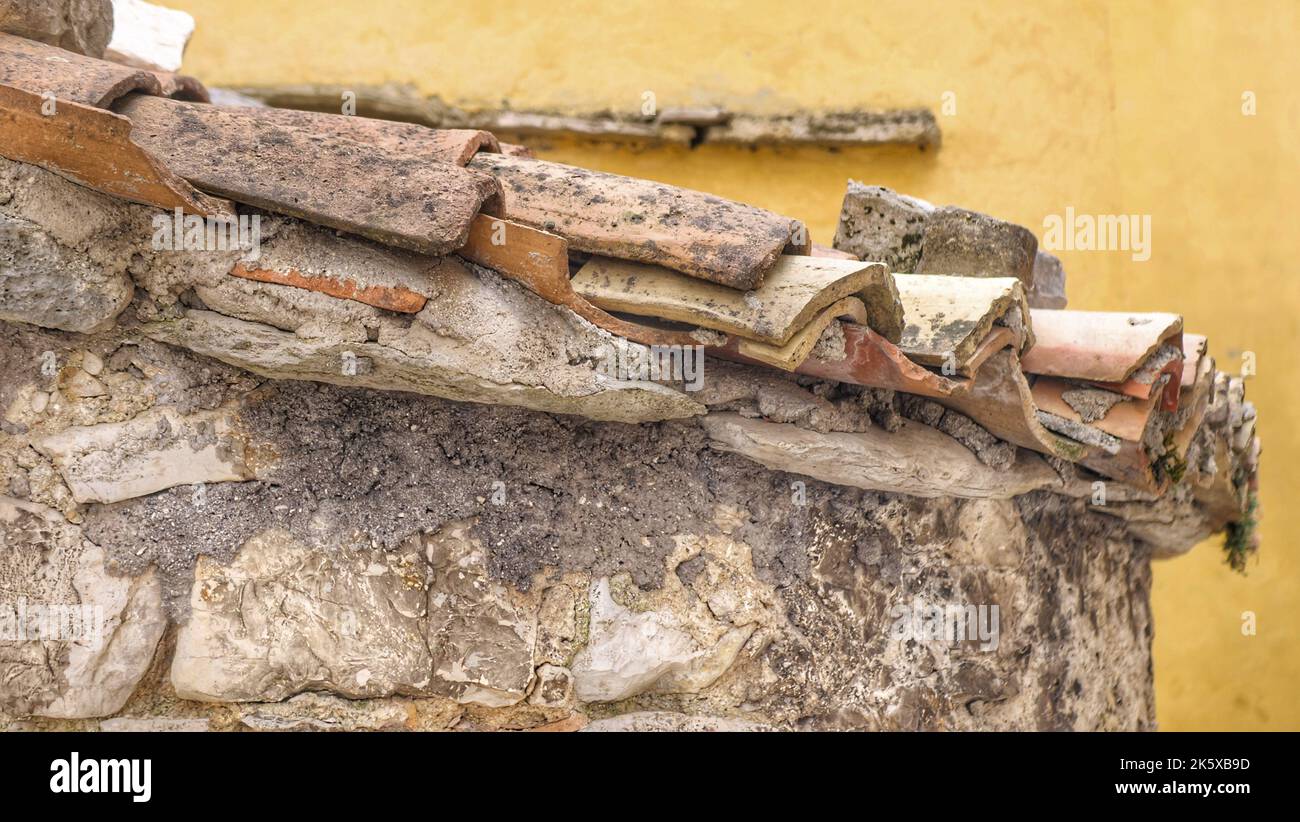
[0, 17, 1260, 561]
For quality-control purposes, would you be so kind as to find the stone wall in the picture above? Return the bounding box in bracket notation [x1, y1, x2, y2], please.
[2, 317, 1157, 731]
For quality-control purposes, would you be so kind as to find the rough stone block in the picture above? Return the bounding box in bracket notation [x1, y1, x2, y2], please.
[0, 214, 133, 333]
[1029, 250, 1068, 309]
[832, 181, 934, 272]
[32, 406, 254, 504]
[0, 497, 165, 719]
[916, 206, 1038, 288]
[0, 0, 114, 57]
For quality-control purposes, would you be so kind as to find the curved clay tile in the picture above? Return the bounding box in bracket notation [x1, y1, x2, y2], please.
[0, 32, 162, 107]
[796, 323, 1016, 398]
[1021, 308, 1182, 383]
[152, 71, 210, 102]
[455, 215, 699, 347]
[235, 107, 500, 166]
[115, 94, 502, 255]
[572, 256, 900, 346]
[0, 84, 232, 216]
[893, 273, 1033, 373]
[937, 349, 1094, 463]
[467, 153, 808, 290]
[708, 297, 869, 371]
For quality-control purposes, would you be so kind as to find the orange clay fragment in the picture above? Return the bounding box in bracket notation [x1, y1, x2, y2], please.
[230, 262, 428, 314]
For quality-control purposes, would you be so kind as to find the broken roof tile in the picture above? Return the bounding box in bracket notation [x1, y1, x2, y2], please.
[0, 83, 233, 216]
[455, 215, 698, 348]
[0, 26, 1261, 523]
[893, 273, 1032, 373]
[572, 255, 901, 346]
[937, 349, 1092, 462]
[1032, 377, 1158, 443]
[711, 297, 868, 372]
[467, 152, 807, 290]
[1181, 333, 1208, 388]
[798, 322, 973, 398]
[1020, 308, 1183, 383]
[1086, 341, 1184, 411]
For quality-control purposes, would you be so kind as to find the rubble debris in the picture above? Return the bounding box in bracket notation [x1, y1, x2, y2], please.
[0, 213, 133, 332]
[31, 405, 254, 504]
[0, 496, 166, 719]
[900, 395, 1017, 469]
[571, 578, 753, 702]
[1036, 411, 1123, 455]
[1061, 386, 1131, 423]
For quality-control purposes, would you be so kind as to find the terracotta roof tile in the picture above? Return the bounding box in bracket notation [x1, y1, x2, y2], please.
[0, 30, 161, 107]
[0, 27, 1261, 531]
[572, 255, 901, 345]
[468, 152, 807, 290]
[0, 83, 232, 215]
[797, 322, 975, 398]
[935, 350, 1091, 462]
[1021, 308, 1182, 383]
[710, 297, 867, 371]
[893, 273, 1031, 374]
[451, 215, 698, 348]
[115, 94, 501, 255]
[235, 107, 500, 165]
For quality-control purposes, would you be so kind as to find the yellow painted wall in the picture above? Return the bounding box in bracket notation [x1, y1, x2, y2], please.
[168, 0, 1299, 730]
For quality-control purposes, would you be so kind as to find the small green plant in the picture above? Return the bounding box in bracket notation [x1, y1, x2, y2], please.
[1223, 492, 1259, 574]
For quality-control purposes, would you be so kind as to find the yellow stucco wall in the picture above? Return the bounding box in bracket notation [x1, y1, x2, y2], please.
[167, 0, 1298, 730]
